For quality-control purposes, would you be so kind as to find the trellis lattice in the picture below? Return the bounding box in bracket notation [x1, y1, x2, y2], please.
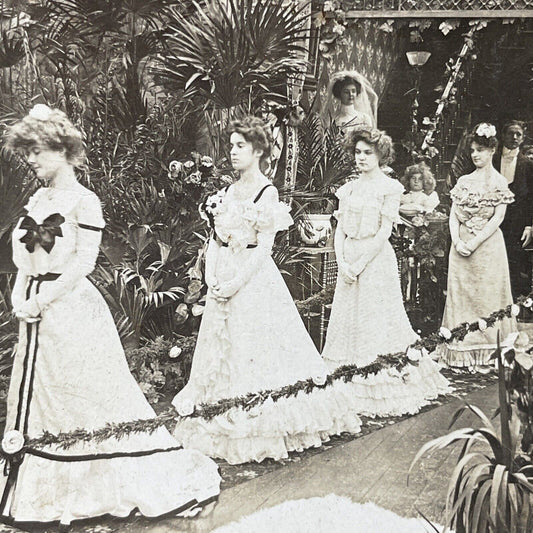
[324, 0, 533, 9]
[399, 0, 533, 9]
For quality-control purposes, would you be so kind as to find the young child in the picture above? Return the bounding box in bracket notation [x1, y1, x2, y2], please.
[400, 163, 439, 214]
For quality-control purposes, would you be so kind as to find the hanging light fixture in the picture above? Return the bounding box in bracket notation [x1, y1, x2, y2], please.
[406, 51, 432, 67]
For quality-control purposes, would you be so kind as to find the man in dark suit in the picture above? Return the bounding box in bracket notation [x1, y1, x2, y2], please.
[494, 120, 533, 299]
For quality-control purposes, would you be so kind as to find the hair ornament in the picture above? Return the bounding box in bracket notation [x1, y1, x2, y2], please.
[28, 103, 53, 121]
[475, 123, 497, 139]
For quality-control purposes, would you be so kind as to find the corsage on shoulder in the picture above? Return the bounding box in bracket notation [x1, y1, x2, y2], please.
[199, 188, 227, 228]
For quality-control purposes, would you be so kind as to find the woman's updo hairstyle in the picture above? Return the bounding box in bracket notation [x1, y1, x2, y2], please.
[227, 115, 272, 164]
[331, 74, 362, 100]
[5, 104, 85, 166]
[469, 122, 498, 149]
[343, 126, 394, 166]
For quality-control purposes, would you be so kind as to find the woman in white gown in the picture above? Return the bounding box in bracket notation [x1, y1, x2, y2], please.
[172, 116, 362, 464]
[0, 105, 220, 526]
[321, 127, 450, 417]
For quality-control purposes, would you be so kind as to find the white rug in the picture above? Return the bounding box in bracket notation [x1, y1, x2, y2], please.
[210, 494, 447, 532]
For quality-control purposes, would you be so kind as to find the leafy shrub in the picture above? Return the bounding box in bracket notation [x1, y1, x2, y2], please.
[125, 335, 196, 403]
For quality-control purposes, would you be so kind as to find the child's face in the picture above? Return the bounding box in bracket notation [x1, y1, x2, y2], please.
[410, 173, 423, 192]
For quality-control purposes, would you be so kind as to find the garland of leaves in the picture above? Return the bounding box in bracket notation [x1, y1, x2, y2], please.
[23, 293, 531, 452]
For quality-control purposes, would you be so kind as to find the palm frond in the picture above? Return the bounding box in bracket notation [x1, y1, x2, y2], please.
[153, 0, 309, 109]
[0, 30, 26, 68]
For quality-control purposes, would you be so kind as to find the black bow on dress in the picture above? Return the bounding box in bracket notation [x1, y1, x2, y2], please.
[19, 213, 65, 253]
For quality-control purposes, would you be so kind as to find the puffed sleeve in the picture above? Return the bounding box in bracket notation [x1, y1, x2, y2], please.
[254, 196, 293, 235]
[333, 180, 354, 221]
[488, 174, 514, 205]
[35, 191, 105, 311]
[22, 188, 45, 213]
[380, 178, 404, 223]
[449, 176, 469, 205]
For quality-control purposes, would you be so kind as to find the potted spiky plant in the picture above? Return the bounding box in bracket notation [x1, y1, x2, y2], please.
[409, 333, 533, 532]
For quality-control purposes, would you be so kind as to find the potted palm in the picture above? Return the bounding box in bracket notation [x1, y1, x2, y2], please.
[293, 112, 353, 246]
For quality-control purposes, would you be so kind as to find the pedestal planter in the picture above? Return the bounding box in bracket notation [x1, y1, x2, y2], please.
[297, 214, 332, 247]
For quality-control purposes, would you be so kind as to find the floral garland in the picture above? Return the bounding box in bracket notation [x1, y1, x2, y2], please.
[17, 293, 531, 453]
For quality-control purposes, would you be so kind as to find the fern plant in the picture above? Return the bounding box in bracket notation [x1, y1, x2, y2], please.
[0, 149, 36, 242]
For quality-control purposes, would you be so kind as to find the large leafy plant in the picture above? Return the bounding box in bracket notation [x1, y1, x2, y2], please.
[293, 111, 353, 213]
[153, 0, 309, 160]
[0, 149, 36, 242]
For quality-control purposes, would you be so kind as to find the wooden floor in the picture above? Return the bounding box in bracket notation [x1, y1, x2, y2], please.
[150, 383, 499, 533]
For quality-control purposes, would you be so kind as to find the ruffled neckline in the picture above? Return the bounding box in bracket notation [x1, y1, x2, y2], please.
[451, 173, 514, 208]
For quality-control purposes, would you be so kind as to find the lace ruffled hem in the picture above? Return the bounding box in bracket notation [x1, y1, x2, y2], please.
[327, 357, 451, 418]
[173, 358, 450, 464]
[436, 344, 496, 369]
[173, 387, 363, 464]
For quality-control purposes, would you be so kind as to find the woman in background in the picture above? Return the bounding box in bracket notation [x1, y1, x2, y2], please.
[324, 71, 377, 134]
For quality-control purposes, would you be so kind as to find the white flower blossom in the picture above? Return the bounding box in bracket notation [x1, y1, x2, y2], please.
[439, 21, 454, 36]
[28, 104, 52, 121]
[191, 303, 204, 316]
[174, 398, 194, 417]
[312, 373, 327, 386]
[2, 430, 25, 455]
[478, 318, 487, 331]
[169, 346, 182, 359]
[439, 327, 452, 340]
[406, 347, 422, 362]
[511, 304, 520, 316]
[524, 298, 533, 308]
[475, 123, 497, 139]
[331, 22, 345, 36]
[168, 160, 183, 179]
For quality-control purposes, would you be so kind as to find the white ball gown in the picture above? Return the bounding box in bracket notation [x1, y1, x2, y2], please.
[1, 185, 220, 526]
[172, 184, 362, 464]
[321, 176, 451, 417]
[436, 172, 517, 368]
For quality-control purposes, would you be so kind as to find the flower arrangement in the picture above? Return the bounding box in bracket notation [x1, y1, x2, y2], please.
[475, 123, 497, 138]
[200, 188, 228, 227]
[167, 154, 232, 197]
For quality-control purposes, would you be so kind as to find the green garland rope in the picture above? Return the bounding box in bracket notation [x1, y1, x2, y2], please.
[24, 293, 530, 451]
